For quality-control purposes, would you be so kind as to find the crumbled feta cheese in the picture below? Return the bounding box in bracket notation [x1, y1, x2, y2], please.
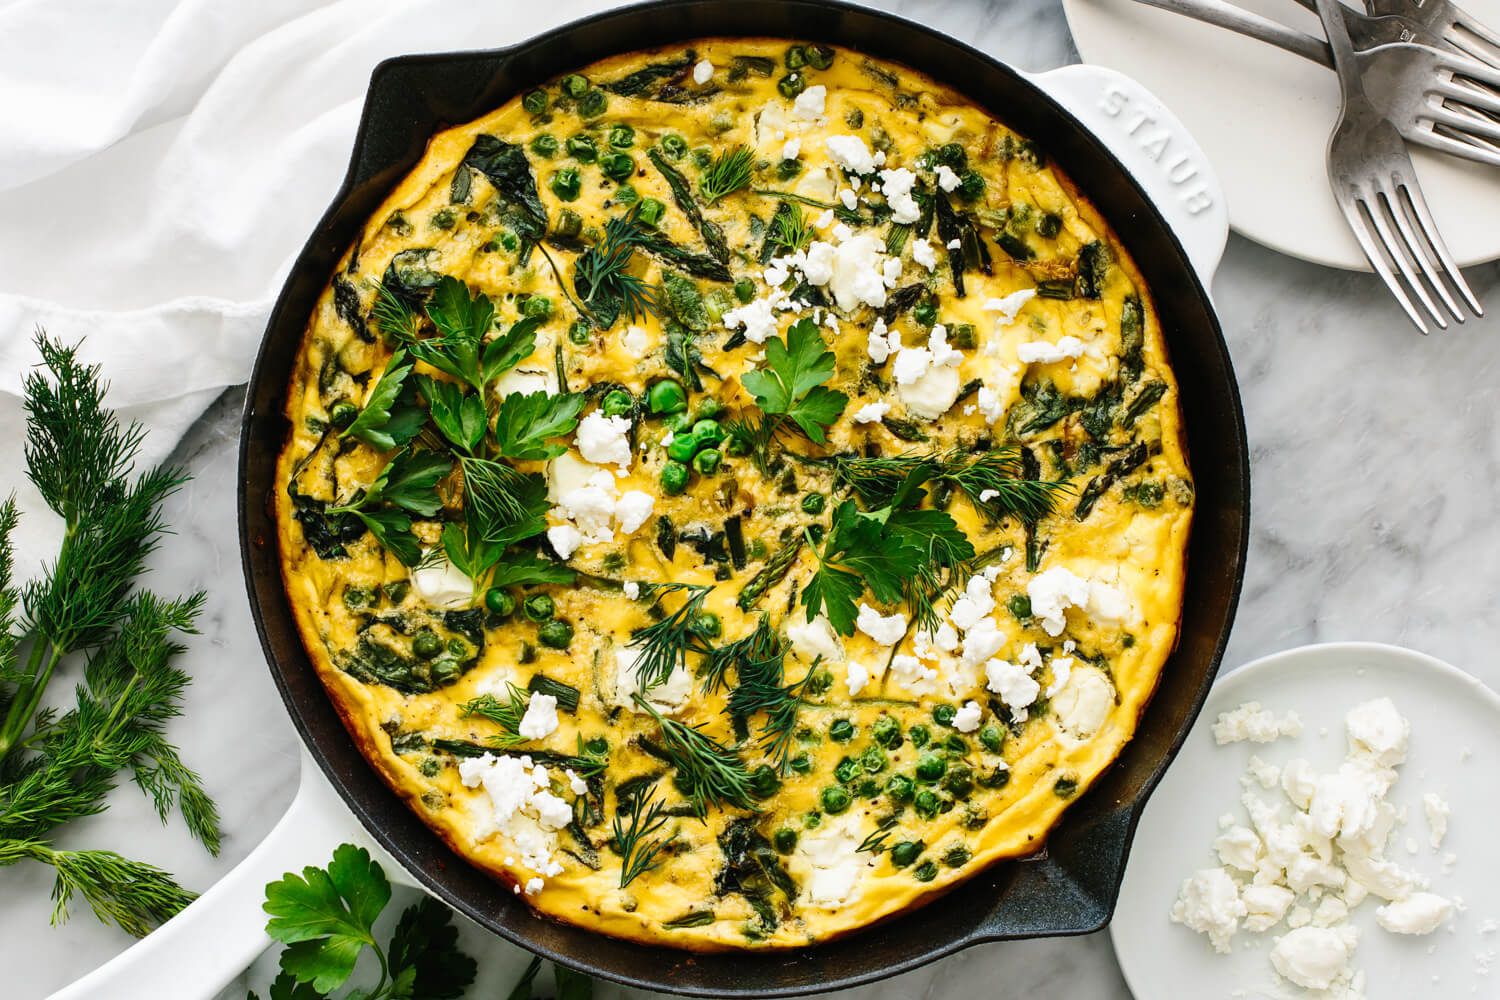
[935, 163, 961, 192]
[1377, 892, 1453, 935]
[410, 552, 474, 610]
[1424, 793, 1450, 849]
[1017, 336, 1086, 365]
[911, 237, 938, 270]
[722, 289, 786, 344]
[947, 574, 996, 632]
[1051, 665, 1114, 739]
[614, 490, 655, 534]
[982, 289, 1037, 326]
[621, 325, 651, 358]
[953, 700, 982, 733]
[854, 604, 907, 646]
[1269, 926, 1355, 990]
[1346, 696, 1410, 768]
[575, 412, 633, 468]
[823, 232, 890, 311]
[555, 471, 619, 543]
[824, 134, 877, 174]
[1045, 656, 1073, 699]
[866, 318, 899, 363]
[566, 769, 588, 796]
[892, 345, 933, 386]
[692, 59, 714, 84]
[814, 208, 835, 228]
[787, 613, 843, 663]
[798, 819, 867, 907]
[781, 136, 801, 160]
[1171, 868, 1247, 953]
[846, 660, 870, 697]
[961, 619, 1007, 668]
[877, 167, 921, 223]
[524, 876, 545, 896]
[518, 693, 559, 740]
[1025, 566, 1091, 636]
[1212, 702, 1303, 744]
[927, 325, 963, 367]
[852, 400, 890, 423]
[623, 581, 640, 600]
[1215, 826, 1263, 872]
[1242, 885, 1296, 932]
[547, 523, 583, 560]
[984, 658, 1039, 711]
[838, 188, 857, 210]
[946, 237, 961, 249]
[792, 84, 826, 120]
[612, 647, 692, 714]
[890, 653, 938, 691]
[493, 365, 559, 398]
[457, 752, 572, 887]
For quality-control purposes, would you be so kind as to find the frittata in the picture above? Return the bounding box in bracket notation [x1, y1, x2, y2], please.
[274, 38, 1193, 949]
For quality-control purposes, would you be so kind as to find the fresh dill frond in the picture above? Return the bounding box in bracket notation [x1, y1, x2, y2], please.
[460, 683, 532, 748]
[856, 829, 891, 855]
[632, 695, 754, 817]
[701, 614, 780, 695]
[627, 582, 714, 691]
[371, 280, 420, 342]
[755, 666, 818, 776]
[698, 145, 754, 204]
[829, 448, 1071, 522]
[614, 789, 673, 888]
[0, 841, 197, 938]
[768, 200, 813, 255]
[724, 415, 781, 473]
[573, 206, 661, 328]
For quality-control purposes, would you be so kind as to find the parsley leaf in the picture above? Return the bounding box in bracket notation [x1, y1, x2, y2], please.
[493, 391, 586, 461]
[263, 843, 389, 994]
[740, 318, 848, 443]
[417, 375, 485, 454]
[442, 471, 554, 586]
[489, 554, 576, 588]
[354, 509, 423, 568]
[385, 895, 477, 999]
[360, 449, 452, 517]
[801, 500, 924, 635]
[482, 316, 540, 384]
[342, 350, 425, 451]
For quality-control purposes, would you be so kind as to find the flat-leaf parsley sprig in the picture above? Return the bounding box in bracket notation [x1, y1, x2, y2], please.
[0, 333, 221, 936]
[733, 318, 849, 468]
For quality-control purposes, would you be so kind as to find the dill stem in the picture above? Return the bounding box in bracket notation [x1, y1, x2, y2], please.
[0, 638, 62, 764]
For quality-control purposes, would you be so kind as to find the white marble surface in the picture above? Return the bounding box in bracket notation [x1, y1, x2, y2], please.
[6, 0, 1500, 997]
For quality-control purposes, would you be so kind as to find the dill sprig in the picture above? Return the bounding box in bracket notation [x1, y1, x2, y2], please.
[0, 333, 221, 937]
[701, 614, 780, 695]
[631, 695, 754, 817]
[752, 665, 818, 776]
[627, 582, 714, 691]
[706, 618, 812, 775]
[698, 146, 754, 204]
[613, 788, 673, 888]
[830, 448, 1072, 522]
[460, 683, 532, 749]
[370, 281, 420, 342]
[573, 206, 660, 328]
[768, 200, 813, 256]
[856, 829, 891, 855]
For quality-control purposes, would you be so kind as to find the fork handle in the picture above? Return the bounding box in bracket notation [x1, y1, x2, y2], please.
[1130, 0, 1334, 65]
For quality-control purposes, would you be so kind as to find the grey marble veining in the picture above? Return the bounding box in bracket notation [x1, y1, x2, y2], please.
[6, 0, 1500, 997]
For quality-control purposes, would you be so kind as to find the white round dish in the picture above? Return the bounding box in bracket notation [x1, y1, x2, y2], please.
[1111, 642, 1500, 998]
[1061, 0, 1500, 270]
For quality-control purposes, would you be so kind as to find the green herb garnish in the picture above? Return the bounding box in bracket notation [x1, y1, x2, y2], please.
[614, 789, 673, 888]
[573, 206, 660, 329]
[632, 695, 755, 817]
[698, 145, 754, 204]
[626, 582, 714, 691]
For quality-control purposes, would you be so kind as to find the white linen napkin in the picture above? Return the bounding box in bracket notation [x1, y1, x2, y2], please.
[0, 0, 613, 583]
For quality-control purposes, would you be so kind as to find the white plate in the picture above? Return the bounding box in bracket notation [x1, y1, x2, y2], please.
[1111, 642, 1500, 998]
[1061, 0, 1500, 269]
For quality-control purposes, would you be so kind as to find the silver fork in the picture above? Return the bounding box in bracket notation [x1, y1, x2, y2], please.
[1366, 0, 1500, 63]
[1132, 0, 1500, 166]
[1316, 0, 1483, 331]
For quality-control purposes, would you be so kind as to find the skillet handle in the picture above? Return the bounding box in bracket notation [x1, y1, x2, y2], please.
[49, 753, 397, 1000]
[1032, 64, 1228, 286]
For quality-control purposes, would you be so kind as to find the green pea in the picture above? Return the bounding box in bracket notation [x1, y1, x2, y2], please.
[942, 764, 974, 798]
[909, 724, 931, 748]
[647, 379, 687, 414]
[800, 492, 826, 515]
[784, 46, 808, 70]
[820, 785, 851, 814]
[551, 209, 582, 240]
[808, 667, 834, 695]
[844, 107, 865, 129]
[329, 400, 358, 429]
[943, 733, 969, 757]
[912, 860, 939, 882]
[550, 168, 581, 201]
[342, 585, 374, 612]
[430, 655, 462, 685]
[521, 296, 553, 320]
[561, 74, 589, 98]
[538, 619, 574, 649]
[522, 89, 549, 114]
[885, 773, 916, 804]
[855, 778, 879, 799]
[933, 703, 957, 728]
[914, 789, 942, 819]
[890, 841, 922, 868]
[860, 746, 888, 774]
[834, 756, 860, 784]
[789, 753, 813, 775]
[733, 277, 756, 304]
[915, 752, 947, 783]
[607, 123, 636, 148]
[829, 718, 855, 743]
[663, 413, 693, 435]
[691, 147, 713, 169]
[691, 611, 722, 639]
[614, 184, 639, 206]
[484, 587, 516, 617]
[725, 430, 751, 456]
[804, 812, 822, 829]
[980, 766, 1011, 789]
[660, 461, 689, 495]
[748, 539, 768, 560]
[495, 230, 520, 253]
[979, 723, 1005, 753]
[523, 593, 555, 622]
[578, 89, 607, 118]
[692, 448, 721, 475]
[778, 72, 806, 99]
[772, 828, 798, 854]
[871, 715, 902, 747]
[602, 390, 633, 417]
[566, 134, 597, 162]
[530, 133, 558, 157]
[446, 637, 468, 658]
[913, 300, 939, 326]
[748, 764, 781, 798]
[637, 197, 665, 227]
[1054, 776, 1080, 799]
[600, 151, 635, 181]
[412, 629, 443, 659]
[666, 434, 701, 464]
[568, 319, 592, 345]
[806, 45, 835, 70]
[659, 133, 688, 160]
[692, 397, 724, 421]
[382, 580, 409, 605]
[1008, 594, 1032, 619]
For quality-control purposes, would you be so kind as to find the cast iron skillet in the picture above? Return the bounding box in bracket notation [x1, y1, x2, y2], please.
[239, 1, 1249, 994]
